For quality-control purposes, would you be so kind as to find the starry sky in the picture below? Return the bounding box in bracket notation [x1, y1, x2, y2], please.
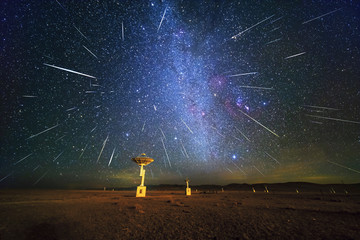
[1, 0, 360, 188]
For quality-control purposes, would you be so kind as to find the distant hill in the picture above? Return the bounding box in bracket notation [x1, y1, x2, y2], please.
[94, 182, 360, 194]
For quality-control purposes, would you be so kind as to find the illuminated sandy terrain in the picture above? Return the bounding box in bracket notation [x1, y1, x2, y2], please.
[1, 188, 359, 239]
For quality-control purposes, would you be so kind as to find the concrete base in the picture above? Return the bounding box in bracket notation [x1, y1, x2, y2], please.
[136, 186, 146, 197]
[186, 187, 191, 196]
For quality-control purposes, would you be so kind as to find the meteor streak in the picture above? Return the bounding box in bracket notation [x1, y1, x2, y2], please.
[66, 107, 77, 112]
[265, 38, 282, 45]
[306, 114, 360, 124]
[79, 144, 88, 159]
[33, 171, 48, 185]
[33, 165, 40, 172]
[327, 160, 360, 174]
[238, 110, 279, 137]
[26, 124, 59, 140]
[180, 139, 189, 158]
[303, 105, 340, 111]
[302, 8, 342, 25]
[253, 165, 265, 176]
[83, 45, 98, 59]
[53, 150, 64, 162]
[0, 172, 14, 183]
[73, 25, 89, 40]
[161, 137, 171, 167]
[238, 86, 274, 90]
[228, 72, 258, 77]
[181, 118, 193, 134]
[22, 95, 37, 98]
[231, 161, 246, 175]
[159, 127, 166, 140]
[90, 126, 97, 133]
[43, 63, 96, 79]
[121, 21, 124, 41]
[55, 135, 65, 142]
[108, 147, 116, 166]
[231, 15, 274, 39]
[157, 7, 167, 32]
[97, 135, 109, 163]
[235, 127, 251, 142]
[265, 152, 280, 165]
[141, 121, 146, 132]
[284, 52, 306, 60]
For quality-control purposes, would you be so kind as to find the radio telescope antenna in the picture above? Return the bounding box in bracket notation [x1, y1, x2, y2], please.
[131, 153, 154, 197]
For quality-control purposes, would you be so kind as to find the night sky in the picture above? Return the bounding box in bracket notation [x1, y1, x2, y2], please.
[1, 0, 359, 188]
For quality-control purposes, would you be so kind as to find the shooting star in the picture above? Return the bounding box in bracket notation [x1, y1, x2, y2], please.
[90, 126, 97, 133]
[270, 16, 283, 24]
[33, 171, 48, 185]
[83, 45, 98, 59]
[284, 52, 306, 60]
[303, 105, 340, 111]
[253, 165, 265, 176]
[108, 147, 116, 166]
[157, 7, 167, 32]
[66, 107, 77, 112]
[231, 15, 274, 39]
[53, 150, 64, 162]
[265, 152, 280, 165]
[142, 121, 146, 132]
[121, 21, 124, 41]
[235, 126, 251, 142]
[238, 110, 279, 137]
[180, 148, 186, 158]
[79, 143, 88, 159]
[159, 127, 166, 140]
[22, 95, 37, 98]
[211, 126, 225, 138]
[228, 72, 258, 77]
[0, 172, 14, 183]
[73, 24, 89, 41]
[309, 120, 323, 125]
[55, 135, 65, 142]
[161, 137, 171, 167]
[303, 8, 342, 25]
[238, 86, 274, 90]
[26, 124, 59, 140]
[269, 27, 280, 32]
[181, 118, 193, 134]
[231, 161, 246, 175]
[180, 139, 189, 158]
[55, 0, 67, 12]
[33, 165, 41, 172]
[85, 91, 96, 94]
[306, 114, 360, 124]
[327, 160, 360, 174]
[226, 167, 233, 174]
[153, 105, 157, 111]
[43, 63, 96, 79]
[265, 38, 282, 45]
[97, 135, 109, 163]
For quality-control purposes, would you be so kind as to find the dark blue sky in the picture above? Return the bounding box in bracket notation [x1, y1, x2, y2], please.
[1, 0, 359, 188]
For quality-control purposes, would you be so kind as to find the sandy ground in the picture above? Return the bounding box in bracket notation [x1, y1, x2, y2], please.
[0, 189, 360, 240]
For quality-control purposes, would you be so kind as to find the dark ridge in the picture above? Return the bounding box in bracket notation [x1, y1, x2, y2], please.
[84, 182, 360, 193]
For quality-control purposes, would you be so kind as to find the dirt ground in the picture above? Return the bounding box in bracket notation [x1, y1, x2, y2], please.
[0, 189, 359, 240]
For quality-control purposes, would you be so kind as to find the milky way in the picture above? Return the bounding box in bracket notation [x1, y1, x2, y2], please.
[1, 0, 360, 187]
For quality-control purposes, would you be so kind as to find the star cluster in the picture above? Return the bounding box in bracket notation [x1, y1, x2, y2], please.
[1, 0, 359, 188]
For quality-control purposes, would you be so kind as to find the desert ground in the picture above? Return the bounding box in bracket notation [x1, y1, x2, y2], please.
[1, 187, 360, 240]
